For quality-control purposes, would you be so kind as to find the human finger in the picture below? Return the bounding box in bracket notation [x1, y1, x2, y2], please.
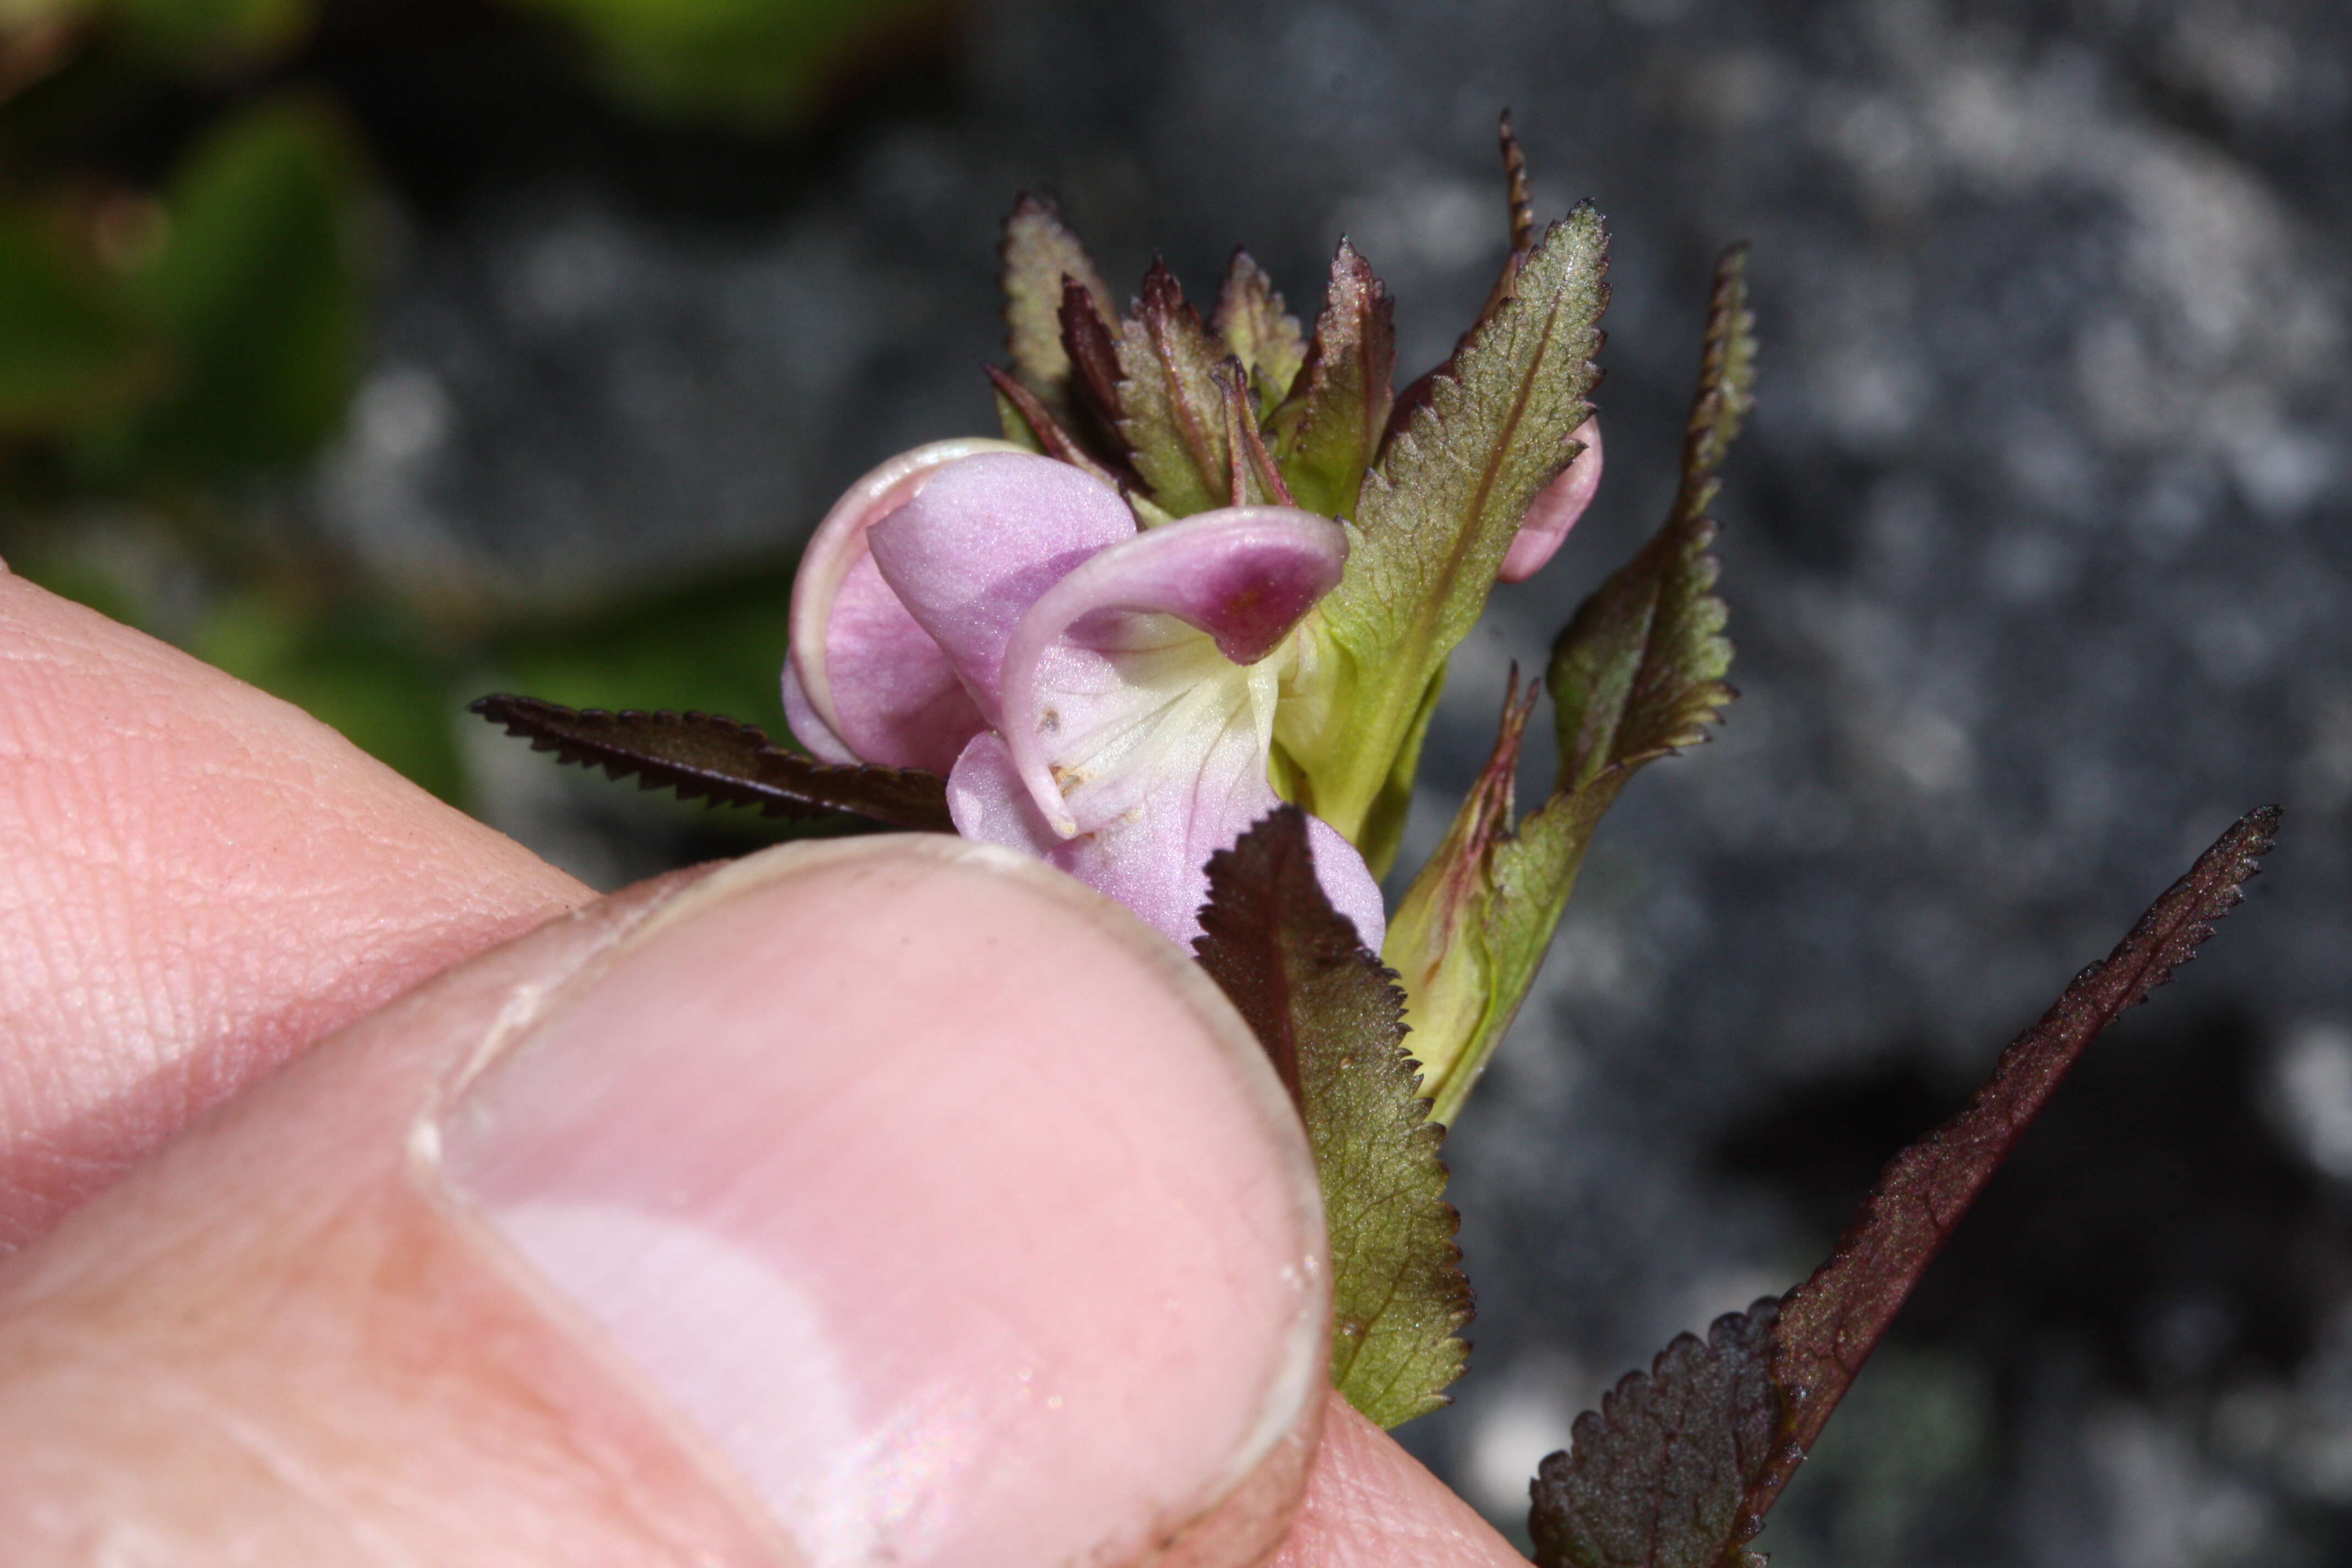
[0, 571, 590, 1243]
[0, 835, 1327, 1567]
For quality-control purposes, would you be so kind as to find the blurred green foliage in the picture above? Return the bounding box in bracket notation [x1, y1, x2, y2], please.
[522, 0, 953, 130]
[1, 0, 952, 815]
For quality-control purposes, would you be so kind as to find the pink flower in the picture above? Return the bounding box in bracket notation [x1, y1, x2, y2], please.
[1497, 416, 1602, 583]
[785, 444, 1386, 949]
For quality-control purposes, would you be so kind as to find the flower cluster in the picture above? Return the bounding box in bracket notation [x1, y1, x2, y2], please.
[772, 165, 1634, 1118]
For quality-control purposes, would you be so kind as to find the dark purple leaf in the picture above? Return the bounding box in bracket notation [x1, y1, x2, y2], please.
[1530, 806, 2281, 1567]
[469, 694, 954, 834]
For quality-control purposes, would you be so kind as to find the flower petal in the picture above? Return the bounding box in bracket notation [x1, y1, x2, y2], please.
[946, 728, 1385, 950]
[1497, 416, 1602, 583]
[995, 507, 1349, 838]
[785, 438, 1021, 770]
[867, 451, 1137, 721]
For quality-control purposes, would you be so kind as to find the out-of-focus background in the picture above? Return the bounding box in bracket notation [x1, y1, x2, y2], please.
[6, 0, 2350, 1560]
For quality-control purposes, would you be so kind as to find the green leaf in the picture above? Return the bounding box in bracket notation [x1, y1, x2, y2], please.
[1379, 668, 1536, 1109]
[512, 0, 951, 129]
[110, 94, 368, 480]
[113, 0, 314, 70]
[471, 694, 955, 831]
[1266, 238, 1395, 522]
[1115, 261, 1236, 516]
[1277, 207, 1606, 851]
[1554, 246, 1752, 793]
[1531, 806, 2280, 1568]
[1210, 248, 1307, 411]
[0, 208, 158, 435]
[1193, 806, 1471, 1429]
[1000, 194, 1117, 418]
[1385, 245, 1746, 1125]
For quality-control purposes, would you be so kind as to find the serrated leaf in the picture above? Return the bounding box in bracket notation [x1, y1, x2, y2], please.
[1219, 367, 1298, 509]
[1001, 193, 1116, 416]
[1379, 671, 1534, 1112]
[1115, 262, 1235, 516]
[1193, 806, 1471, 1429]
[1386, 112, 1539, 447]
[1278, 208, 1605, 852]
[1210, 248, 1308, 410]
[1386, 246, 1746, 1125]
[1532, 1306, 1783, 1568]
[1530, 807, 2282, 1568]
[470, 694, 954, 832]
[1266, 238, 1395, 522]
[986, 362, 1120, 486]
[1052, 276, 1138, 475]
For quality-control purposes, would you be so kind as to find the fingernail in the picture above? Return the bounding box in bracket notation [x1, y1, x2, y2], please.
[439, 837, 1326, 1568]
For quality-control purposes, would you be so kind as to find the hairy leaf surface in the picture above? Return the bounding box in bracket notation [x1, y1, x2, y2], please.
[1211, 249, 1308, 410]
[1281, 208, 1606, 850]
[1267, 238, 1396, 522]
[1530, 807, 2281, 1568]
[470, 694, 954, 832]
[1001, 194, 1115, 416]
[1115, 262, 1235, 516]
[1387, 247, 1747, 1125]
[1194, 807, 1471, 1429]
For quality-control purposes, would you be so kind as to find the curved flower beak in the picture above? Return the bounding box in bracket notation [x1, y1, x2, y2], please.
[961, 504, 1382, 949]
[783, 437, 1025, 772]
[1496, 416, 1602, 584]
[839, 449, 1385, 949]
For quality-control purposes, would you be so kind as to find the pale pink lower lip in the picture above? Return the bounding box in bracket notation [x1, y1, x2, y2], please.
[442, 839, 1326, 1568]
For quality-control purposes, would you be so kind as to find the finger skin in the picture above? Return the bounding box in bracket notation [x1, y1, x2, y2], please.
[1273, 1395, 1529, 1566]
[0, 840, 1331, 1567]
[0, 574, 591, 1244]
[0, 575, 1537, 1564]
[0, 868, 775, 1566]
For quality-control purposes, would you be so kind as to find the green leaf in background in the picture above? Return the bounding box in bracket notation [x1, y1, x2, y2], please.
[0, 206, 158, 435]
[1278, 206, 1607, 862]
[105, 93, 367, 480]
[110, 0, 313, 69]
[489, 563, 803, 725]
[192, 589, 469, 801]
[1528, 807, 2279, 1568]
[1193, 806, 1472, 1430]
[1114, 260, 1235, 518]
[517, 0, 955, 131]
[1387, 244, 1748, 1126]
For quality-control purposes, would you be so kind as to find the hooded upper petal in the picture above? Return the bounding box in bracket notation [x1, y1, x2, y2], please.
[867, 451, 1137, 722]
[785, 438, 1021, 770]
[1497, 415, 1603, 583]
[993, 507, 1348, 838]
[945, 503, 1381, 948]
